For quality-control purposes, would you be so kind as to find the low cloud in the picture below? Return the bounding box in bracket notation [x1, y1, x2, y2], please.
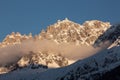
[0, 38, 111, 67]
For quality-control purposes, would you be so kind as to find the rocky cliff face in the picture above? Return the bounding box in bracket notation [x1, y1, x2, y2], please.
[40, 18, 110, 45]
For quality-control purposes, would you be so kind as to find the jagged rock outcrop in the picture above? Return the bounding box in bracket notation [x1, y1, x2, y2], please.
[17, 51, 68, 68]
[39, 19, 111, 45]
[0, 32, 33, 48]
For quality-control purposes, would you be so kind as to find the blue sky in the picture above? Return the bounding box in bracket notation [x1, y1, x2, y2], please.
[0, 0, 120, 41]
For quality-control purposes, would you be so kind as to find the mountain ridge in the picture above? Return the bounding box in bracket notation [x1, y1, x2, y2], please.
[0, 19, 110, 48]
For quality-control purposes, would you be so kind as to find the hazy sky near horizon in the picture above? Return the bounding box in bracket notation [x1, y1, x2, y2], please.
[0, 0, 120, 41]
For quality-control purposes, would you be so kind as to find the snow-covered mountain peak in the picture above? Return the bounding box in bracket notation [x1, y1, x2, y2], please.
[57, 18, 74, 24]
[47, 18, 81, 31]
[40, 19, 110, 45]
[83, 20, 110, 30]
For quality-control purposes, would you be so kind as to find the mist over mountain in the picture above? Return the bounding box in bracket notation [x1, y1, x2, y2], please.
[0, 19, 120, 80]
